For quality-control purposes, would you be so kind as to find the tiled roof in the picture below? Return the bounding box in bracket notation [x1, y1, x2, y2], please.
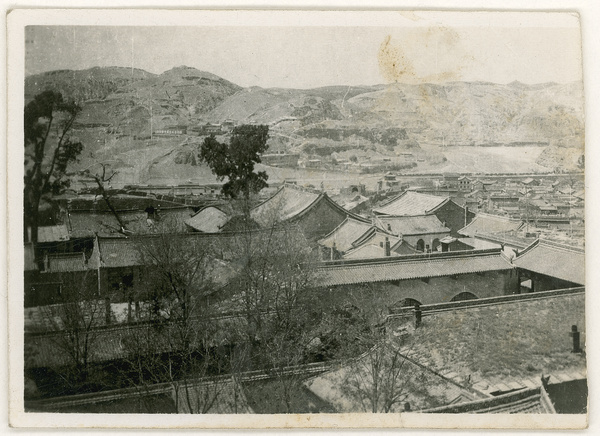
[38, 225, 70, 243]
[305, 345, 480, 413]
[251, 185, 367, 228]
[68, 208, 193, 237]
[251, 185, 321, 225]
[26, 313, 249, 368]
[373, 191, 449, 216]
[98, 238, 142, 268]
[401, 292, 586, 397]
[376, 215, 450, 236]
[422, 387, 556, 414]
[318, 250, 513, 286]
[185, 206, 229, 233]
[46, 253, 89, 272]
[458, 213, 524, 238]
[513, 239, 585, 285]
[318, 218, 375, 252]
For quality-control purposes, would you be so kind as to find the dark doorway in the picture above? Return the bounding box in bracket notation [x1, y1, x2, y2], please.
[451, 292, 478, 302]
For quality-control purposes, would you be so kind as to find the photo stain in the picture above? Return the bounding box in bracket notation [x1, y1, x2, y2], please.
[378, 35, 416, 83]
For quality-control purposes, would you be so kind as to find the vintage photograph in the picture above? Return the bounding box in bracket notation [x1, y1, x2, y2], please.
[8, 8, 588, 429]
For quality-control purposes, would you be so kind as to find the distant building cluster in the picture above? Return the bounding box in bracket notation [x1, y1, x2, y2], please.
[153, 120, 237, 137]
[23, 173, 586, 415]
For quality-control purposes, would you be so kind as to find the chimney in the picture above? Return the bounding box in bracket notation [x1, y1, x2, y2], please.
[414, 302, 422, 328]
[570, 325, 582, 353]
[385, 237, 391, 257]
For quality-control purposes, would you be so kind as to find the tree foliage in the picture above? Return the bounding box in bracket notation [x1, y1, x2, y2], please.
[24, 90, 83, 244]
[199, 125, 269, 200]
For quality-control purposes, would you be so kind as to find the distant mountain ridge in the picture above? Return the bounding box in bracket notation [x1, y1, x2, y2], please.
[25, 65, 585, 171]
[25, 66, 156, 102]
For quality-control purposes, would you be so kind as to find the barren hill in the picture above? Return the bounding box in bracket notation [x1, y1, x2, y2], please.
[25, 66, 156, 103]
[25, 66, 585, 174]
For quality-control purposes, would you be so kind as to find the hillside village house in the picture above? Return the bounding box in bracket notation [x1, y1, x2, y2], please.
[458, 175, 473, 191]
[153, 125, 188, 136]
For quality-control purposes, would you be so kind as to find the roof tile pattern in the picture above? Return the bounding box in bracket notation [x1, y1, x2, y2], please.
[374, 191, 449, 216]
[422, 387, 556, 414]
[376, 215, 450, 236]
[514, 239, 585, 285]
[318, 218, 375, 252]
[185, 206, 229, 233]
[251, 186, 320, 225]
[403, 292, 586, 397]
[38, 225, 70, 243]
[458, 213, 524, 238]
[319, 251, 513, 286]
[47, 253, 89, 272]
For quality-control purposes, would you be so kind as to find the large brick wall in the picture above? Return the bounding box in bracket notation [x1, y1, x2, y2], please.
[328, 270, 519, 309]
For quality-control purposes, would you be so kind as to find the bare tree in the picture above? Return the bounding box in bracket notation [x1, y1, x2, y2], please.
[324, 283, 426, 413]
[39, 270, 104, 388]
[224, 220, 321, 412]
[119, 222, 230, 413]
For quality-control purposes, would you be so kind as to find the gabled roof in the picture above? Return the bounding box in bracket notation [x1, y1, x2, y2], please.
[351, 228, 398, 249]
[513, 239, 585, 285]
[373, 191, 450, 216]
[251, 185, 368, 226]
[375, 214, 450, 236]
[390, 239, 419, 255]
[318, 249, 513, 287]
[38, 225, 70, 243]
[458, 213, 524, 238]
[185, 206, 229, 233]
[250, 185, 321, 226]
[318, 217, 375, 252]
[522, 177, 537, 185]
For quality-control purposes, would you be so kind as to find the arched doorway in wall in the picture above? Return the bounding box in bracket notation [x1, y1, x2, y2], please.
[391, 298, 422, 312]
[450, 292, 478, 302]
[416, 239, 425, 252]
[432, 238, 441, 252]
[400, 298, 422, 308]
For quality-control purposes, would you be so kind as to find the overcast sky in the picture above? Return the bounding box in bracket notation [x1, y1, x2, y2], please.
[24, 14, 582, 88]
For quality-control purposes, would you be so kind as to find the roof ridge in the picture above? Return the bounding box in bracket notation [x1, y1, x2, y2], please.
[539, 238, 585, 253]
[427, 197, 451, 213]
[476, 212, 520, 222]
[321, 247, 504, 268]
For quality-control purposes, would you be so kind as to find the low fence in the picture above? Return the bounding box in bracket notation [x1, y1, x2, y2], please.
[25, 360, 335, 411]
[386, 286, 585, 320]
